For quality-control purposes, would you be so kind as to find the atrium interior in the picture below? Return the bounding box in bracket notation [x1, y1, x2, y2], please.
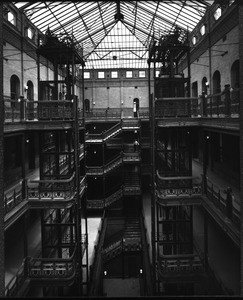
[0, 0, 242, 298]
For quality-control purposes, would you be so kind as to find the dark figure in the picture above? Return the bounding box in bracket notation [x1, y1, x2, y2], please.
[225, 187, 233, 220]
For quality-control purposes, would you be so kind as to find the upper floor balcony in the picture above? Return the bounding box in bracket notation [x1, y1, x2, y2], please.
[4, 96, 84, 132]
[155, 88, 240, 130]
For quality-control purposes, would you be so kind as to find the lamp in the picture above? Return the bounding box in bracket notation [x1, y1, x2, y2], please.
[24, 84, 28, 92]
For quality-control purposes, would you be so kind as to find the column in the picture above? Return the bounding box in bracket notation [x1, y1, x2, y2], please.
[0, 2, 4, 297]
[238, 2, 243, 296]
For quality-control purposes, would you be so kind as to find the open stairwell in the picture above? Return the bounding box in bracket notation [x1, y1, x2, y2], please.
[102, 215, 142, 262]
[123, 170, 141, 195]
[123, 215, 142, 251]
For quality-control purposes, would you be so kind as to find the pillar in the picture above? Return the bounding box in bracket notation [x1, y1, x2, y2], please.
[238, 2, 243, 296]
[0, 2, 4, 297]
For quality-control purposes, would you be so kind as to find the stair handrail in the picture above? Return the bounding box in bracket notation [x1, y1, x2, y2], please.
[139, 213, 153, 295]
[5, 257, 28, 297]
[103, 122, 122, 140]
[86, 122, 121, 142]
[89, 215, 107, 296]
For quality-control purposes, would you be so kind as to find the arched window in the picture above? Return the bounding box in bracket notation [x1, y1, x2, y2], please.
[212, 71, 221, 114]
[26, 80, 34, 100]
[133, 98, 139, 117]
[10, 75, 20, 107]
[202, 77, 208, 95]
[213, 71, 221, 94]
[231, 60, 239, 88]
[84, 99, 90, 112]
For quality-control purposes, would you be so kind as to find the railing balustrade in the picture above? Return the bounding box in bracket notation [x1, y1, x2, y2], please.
[4, 88, 239, 124]
[26, 100, 74, 120]
[159, 254, 204, 274]
[4, 96, 75, 123]
[102, 236, 142, 262]
[87, 186, 123, 209]
[5, 245, 79, 297]
[205, 177, 240, 229]
[122, 118, 140, 129]
[86, 154, 122, 175]
[4, 97, 22, 122]
[156, 172, 202, 198]
[27, 173, 76, 201]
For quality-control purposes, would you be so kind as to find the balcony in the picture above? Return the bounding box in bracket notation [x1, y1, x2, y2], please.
[27, 173, 76, 208]
[4, 97, 78, 131]
[156, 172, 202, 205]
[155, 88, 240, 130]
[158, 254, 204, 281]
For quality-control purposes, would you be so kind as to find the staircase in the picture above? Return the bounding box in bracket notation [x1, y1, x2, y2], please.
[102, 216, 142, 262]
[123, 171, 141, 195]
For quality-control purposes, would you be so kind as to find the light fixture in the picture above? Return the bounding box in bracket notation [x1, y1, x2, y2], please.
[24, 84, 28, 92]
[140, 269, 143, 274]
[104, 271, 107, 276]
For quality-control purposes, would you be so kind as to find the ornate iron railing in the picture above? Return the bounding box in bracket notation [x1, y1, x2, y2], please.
[86, 154, 122, 175]
[86, 187, 123, 209]
[121, 118, 140, 129]
[4, 96, 75, 123]
[102, 236, 142, 262]
[158, 254, 204, 275]
[27, 173, 76, 201]
[4, 243, 79, 297]
[156, 172, 202, 198]
[28, 250, 76, 279]
[154, 88, 239, 118]
[26, 100, 74, 120]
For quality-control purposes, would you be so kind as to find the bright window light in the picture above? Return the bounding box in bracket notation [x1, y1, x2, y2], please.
[139, 70, 146, 78]
[111, 71, 118, 78]
[27, 27, 34, 39]
[192, 36, 197, 45]
[214, 7, 222, 20]
[98, 71, 105, 79]
[200, 25, 206, 36]
[7, 11, 16, 26]
[84, 72, 90, 79]
[126, 71, 132, 78]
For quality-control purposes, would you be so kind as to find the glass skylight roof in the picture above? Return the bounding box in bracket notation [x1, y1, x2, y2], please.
[14, 1, 213, 69]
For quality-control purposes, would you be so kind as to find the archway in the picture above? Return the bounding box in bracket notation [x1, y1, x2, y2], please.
[133, 98, 139, 117]
[10, 74, 20, 108]
[84, 99, 90, 112]
[231, 60, 239, 89]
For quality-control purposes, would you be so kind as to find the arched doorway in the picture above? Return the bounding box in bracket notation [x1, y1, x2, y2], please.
[212, 71, 221, 115]
[10, 74, 20, 108]
[202, 77, 208, 95]
[26, 80, 34, 119]
[84, 99, 90, 112]
[231, 60, 239, 89]
[133, 98, 139, 117]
